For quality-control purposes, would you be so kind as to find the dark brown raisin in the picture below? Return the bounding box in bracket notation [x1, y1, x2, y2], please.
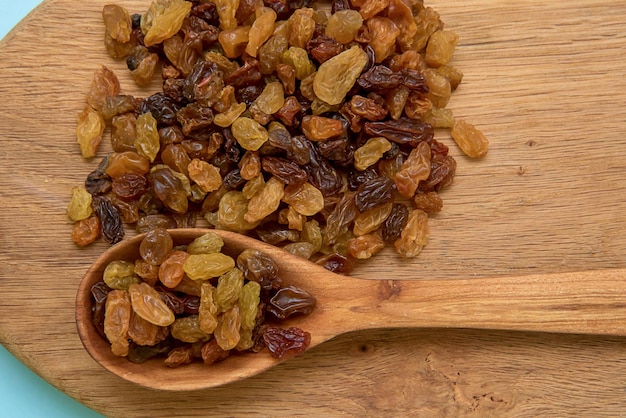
[354, 176, 395, 212]
[267, 286, 317, 320]
[93, 195, 125, 244]
[382, 203, 410, 243]
[263, 326, 311, 359]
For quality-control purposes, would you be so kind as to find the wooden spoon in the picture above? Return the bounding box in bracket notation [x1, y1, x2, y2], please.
[76, 228, 626, 391]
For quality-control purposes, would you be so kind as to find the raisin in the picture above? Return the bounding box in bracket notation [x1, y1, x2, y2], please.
[353, 201, 393, 236]
[425, 30, 459, 68]
[315, 252, 353, 274]
[103, 260, 142, 290]
[91, 281, 112, 339]
[325, 10, 362, 44]
[127, 46, 159, 87]
[244, 177, 285, 224]
[301, 115, 344, 141]
[246, 7, 277, 57]
[67, 186, 93, 222]
[353, 137, 392, 171]
[170, 316, 210, 343]
[164, 346, 195, 368]
[93, 196, 125, 244]
[140, 228, 174, 266]
[367, 17, 401, 63]
[263, 326, 311, 359]
[150, 167, 189, 214]
[261, 157, 308, 186]
[86, 65, 121, 112]
[413, 191, 443, 213]
[282, 182, 324, 216]
[363, 117, 434, 147]
[102, 4, 133, 44]
[156, 251, 188, 288]
[76, 105, 105, 159]
[156, 288, 186, 314]
[215, 306, 242, 350]
[188, 158, 223, 192]
[106, 151, 151, 178]
[267, 286, 316, 320]
[451, 119, 489, 158]
[347, 233, 385, 259]
[382, 202, 410, 243]
[394, 209, 429, 258]
[184, 253, 236, 280]
[313, 45, 368, 105]
[231, 117, 269, 151]
[104, 290, 132, 356]
[357, 65, 403, 92]
[72, 216, 101, 247]
[250, 82, 285, 115]
[236, 249, 279, 290]
[201, 339, 230, 364]
[394, 141, 432, 198]
[141, 0, 192, 47]
[111, 173, 149, 200]
[354, 176, 395, 212]
[85, 155, 112, 195]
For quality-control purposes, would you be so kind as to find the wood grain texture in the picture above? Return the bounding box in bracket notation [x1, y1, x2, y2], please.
[1, 0, 625, 415]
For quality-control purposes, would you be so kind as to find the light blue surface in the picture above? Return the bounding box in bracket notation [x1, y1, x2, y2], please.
[0, 2, 104, 417]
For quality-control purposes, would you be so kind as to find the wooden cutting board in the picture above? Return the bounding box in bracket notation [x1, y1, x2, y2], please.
[1, 0, 626, 416]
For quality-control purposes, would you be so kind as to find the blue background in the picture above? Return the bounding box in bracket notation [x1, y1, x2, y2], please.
[0, 2, 104, 417]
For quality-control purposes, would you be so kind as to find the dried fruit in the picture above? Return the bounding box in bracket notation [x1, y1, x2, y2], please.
[231, 117, 269, 151]
[75, 0, 489, 281]
[158, 250, 189, 288]
[353, 137, 392, 171]
[425, 30, 459, 68]
[184, 253, 235, 280]
[188, 159, 222, 192]
[250, 82, 285, 115]
[76, 105, 105, 158]
[135, 112, 160, 163]
[71, 216, 101, 247]
[170, 315, 210, 343]
[95, 228, 314, 367]
[102, 5, 132, 44]
[140, 228, 174, 265]
[394, 209, 429, 257]
[141, 0, 193, 47]
[129, 282, 176, 326]
[187, 231, 224, 255]
[282, 182, 324, 216]
[451, 119, 489, 158]
[314, 46, 368, 105]
[93, 196, 125, 244]
[325, 10, 362, 44]
[245, 7, 277, 57]
[103, 260, 142, 290]
[263, 326, 311, 359]
[67, 186, 93, 221]
[245, 177, 285, 224]
[394, 141, 432, 198]
[347, 233, 385, 259]
[104, 290, 132, 356]
[301, 115, 343, 141]
[267, 286, 316, 320]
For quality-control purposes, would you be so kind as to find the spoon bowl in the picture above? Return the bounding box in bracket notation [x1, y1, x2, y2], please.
[76, 228, 626, 391]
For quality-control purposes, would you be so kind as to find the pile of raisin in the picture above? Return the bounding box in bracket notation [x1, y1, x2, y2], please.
[93, 229, 316, 366]
[69, 0, 489, 267]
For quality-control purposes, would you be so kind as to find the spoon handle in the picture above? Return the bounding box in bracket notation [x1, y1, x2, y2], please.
[328, 268, 626, 337]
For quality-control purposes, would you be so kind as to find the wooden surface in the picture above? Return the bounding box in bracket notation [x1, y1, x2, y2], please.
[1, 0, 626, 415]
